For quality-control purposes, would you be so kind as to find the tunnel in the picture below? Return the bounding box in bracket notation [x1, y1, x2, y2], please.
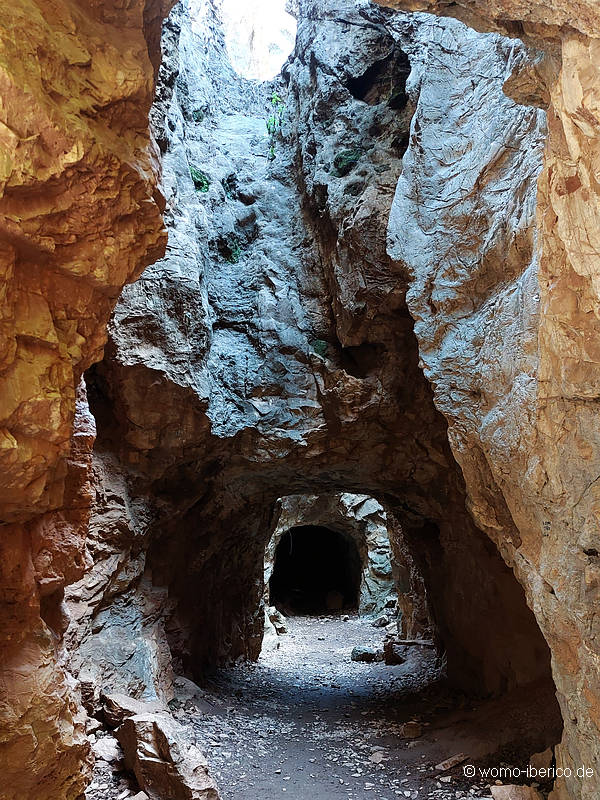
[269, 525, 363, 615]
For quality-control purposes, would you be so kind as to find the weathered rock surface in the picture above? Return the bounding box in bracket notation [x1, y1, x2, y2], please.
[4, 0, 587, 795]
[491, 787, 543, 800]
[102, 692, 167, 729]
[0, 0, 172, 795]
[379, 0, 600, 797]
[117, 712, 220, 800]
[0, 385, 95, 799]
[64, 454, 174, 713]
[92, 734, 123, 764]
[0, 0, 170, 522]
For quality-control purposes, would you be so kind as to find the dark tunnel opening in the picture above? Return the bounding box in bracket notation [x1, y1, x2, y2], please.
[269, 525, 362, 615]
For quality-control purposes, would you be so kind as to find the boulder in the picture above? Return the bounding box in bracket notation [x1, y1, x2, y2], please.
[102, 692, 166, 729]
[116, 712, 220, 800]
[383, 639, 406, 665]
[351, 646, 383, 663]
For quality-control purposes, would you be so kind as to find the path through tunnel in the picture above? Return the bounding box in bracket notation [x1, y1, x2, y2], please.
[269, 525, 362, 615]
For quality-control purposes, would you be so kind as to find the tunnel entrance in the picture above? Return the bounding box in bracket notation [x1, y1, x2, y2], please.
[269, 525, 362, 615]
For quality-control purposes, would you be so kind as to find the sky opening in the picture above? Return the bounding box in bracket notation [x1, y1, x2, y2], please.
[220, 0, 297, 81]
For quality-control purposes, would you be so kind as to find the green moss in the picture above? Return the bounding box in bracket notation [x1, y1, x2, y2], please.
[190, 166, 210, 192]
[332, 148, 362, 177]
[311, 339, 328, 357]
[387, 87, 408, 110]
[219, 234, 243, 264]
[221, 173, 238, 199]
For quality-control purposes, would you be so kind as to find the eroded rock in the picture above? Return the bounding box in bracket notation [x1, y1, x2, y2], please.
[491, 787, 543, 800]
[116, 712, 220, 800]
[380, 0, 600, 796]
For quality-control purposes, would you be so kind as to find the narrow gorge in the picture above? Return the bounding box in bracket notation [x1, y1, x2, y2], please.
[1, 0, 599, 799]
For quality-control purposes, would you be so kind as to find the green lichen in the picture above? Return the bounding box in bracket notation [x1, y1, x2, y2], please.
[332, 148, 362, 178]
[190, 166, 211, 192]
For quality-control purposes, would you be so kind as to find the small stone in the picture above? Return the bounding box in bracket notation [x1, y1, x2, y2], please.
[372, 614, 390, 628]
[399, 721, 422, 739]
[434, 753, 468, 771]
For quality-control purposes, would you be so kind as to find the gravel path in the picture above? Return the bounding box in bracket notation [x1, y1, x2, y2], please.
[177, 617, 510, 799]
[87, 616, 558, 800]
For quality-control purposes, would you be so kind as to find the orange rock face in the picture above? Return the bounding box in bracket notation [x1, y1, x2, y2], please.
[0, 0, 171, 796]
[0, 385, 96, 799]
[379, 1, 600, 798]
[0, 0, 170, 522]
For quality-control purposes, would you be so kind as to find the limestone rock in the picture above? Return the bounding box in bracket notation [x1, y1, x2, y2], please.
[381, 0, 600, 797]
[262, 609, 280, 652]
[264, 494, 417, 621]
[0, 386, 96, 799]
[0, 0, 170, 523]
[0, 0, 173, 794]
[491, 787, 543, 800]
[102, 693, 167, 729]
[81, 0, 560, 724]
[529, 747, 553, 772]
[268, 606, 288, 634]
[92, 734, 123, 764]
[116, 712, 220, 800]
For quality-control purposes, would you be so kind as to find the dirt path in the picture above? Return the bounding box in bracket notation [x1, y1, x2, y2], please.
[172, 617, 555, 800]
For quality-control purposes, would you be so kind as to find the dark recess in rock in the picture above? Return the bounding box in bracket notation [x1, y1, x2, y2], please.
[270, 525, 363, 614]
[346, 47, 411, 108]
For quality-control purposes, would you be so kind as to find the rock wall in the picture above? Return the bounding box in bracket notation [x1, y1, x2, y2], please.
[1, 0, 584, 794]
[378, 0, 600, 797]
[81, 0, 556, 722]
[0, 0, 172, 796]
[265, 493, 401, 617]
